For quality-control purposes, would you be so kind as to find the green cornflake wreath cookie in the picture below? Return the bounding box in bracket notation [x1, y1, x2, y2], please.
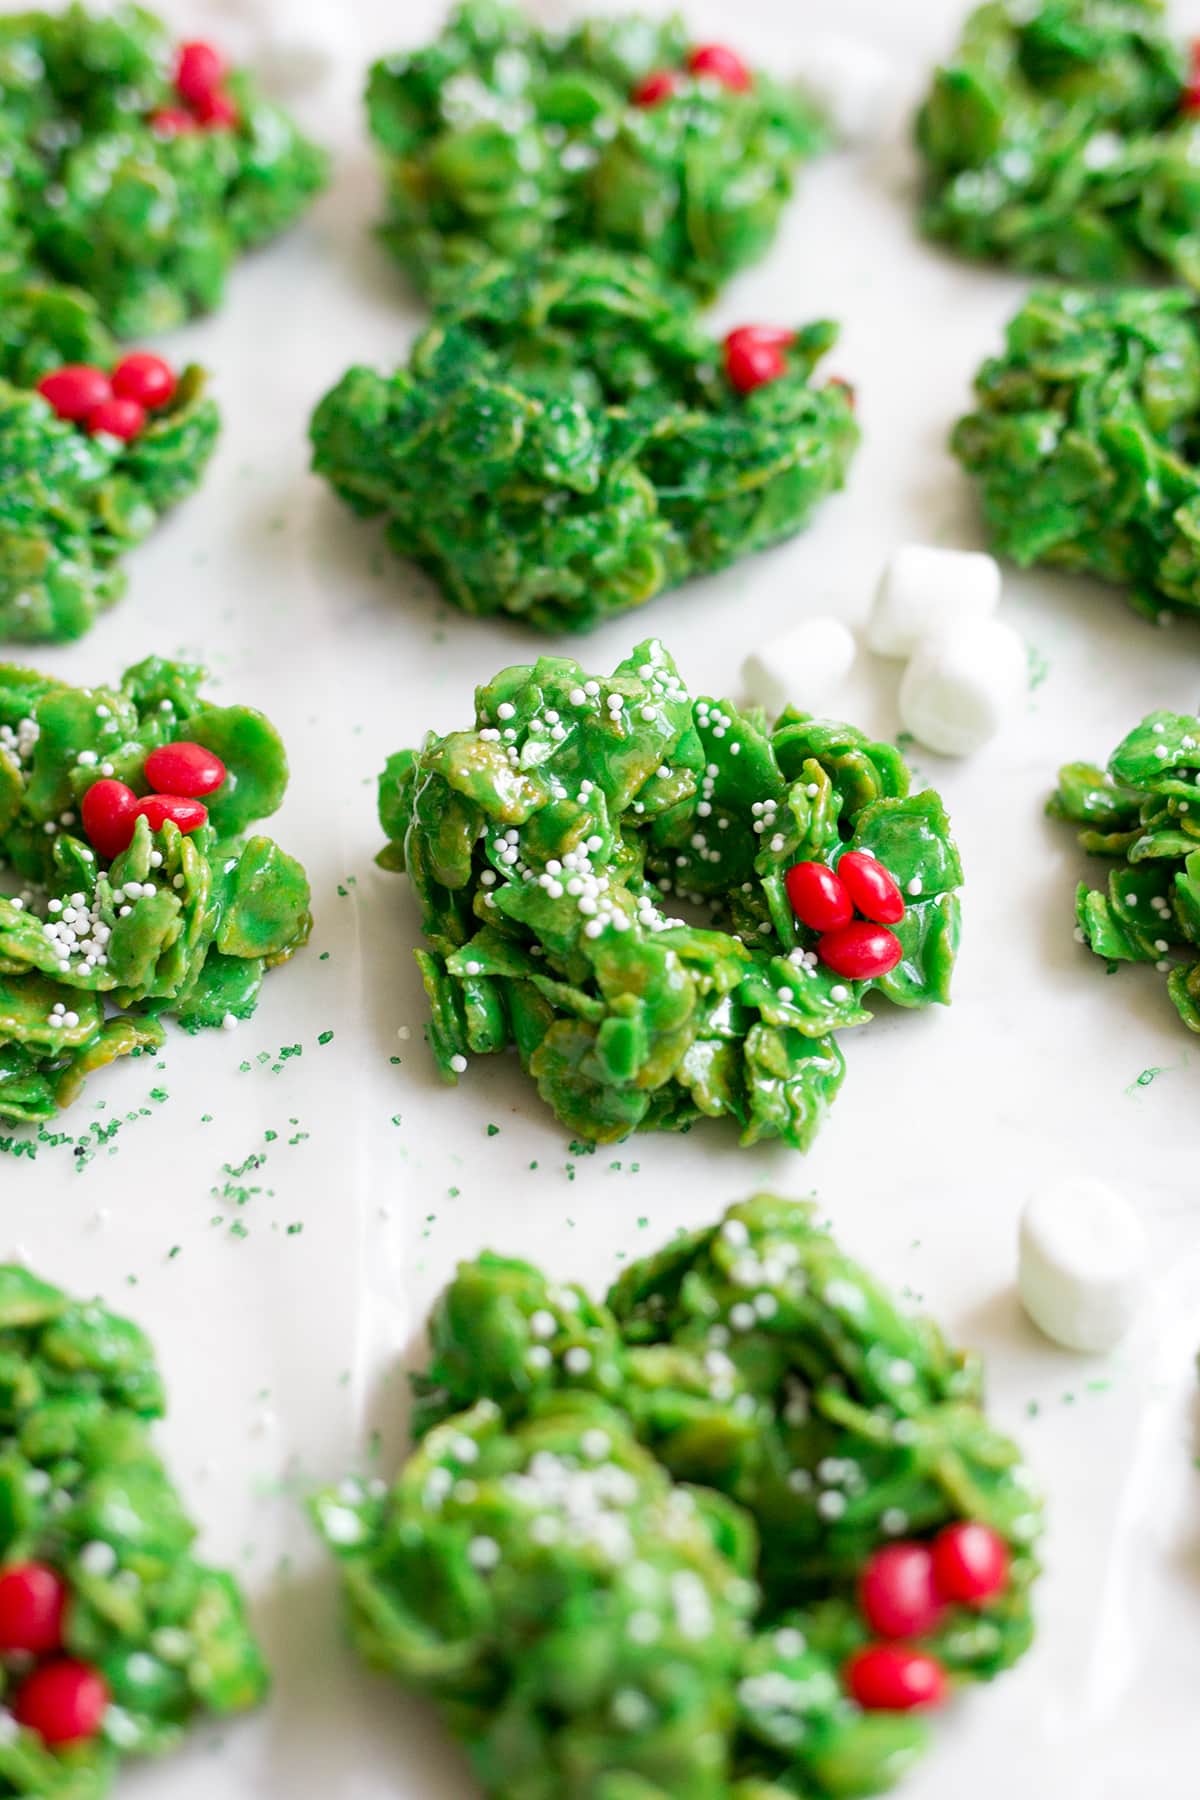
[1050, 709, 1200, 1029]
[311, 251, 858, 635]
[365, 0, 825, 304]
[314, 1195, 1041, 1800]
[378, 640, 962, 1150]
[0, 5, 328, 339]
[0, 1263, 267, 1795]
[0, 281, 218, 643]
[951, 286, 1200, 625]
[915, 0, 1200, 287]
[0, 656, 311, 1125]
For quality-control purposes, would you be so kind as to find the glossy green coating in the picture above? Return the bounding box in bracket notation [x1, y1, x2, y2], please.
[0, 1263, 267, 1796]
[916, 0, 1200, 286]
[0, 656, 311, 1124]
[1050, 709, 1200, 1029]
[365, 0, 824, 303]
[316, 1196, 1041, 1799]
[0, 282, 218, 643]
[313, 250, 858, 633]
[0, 4, 328, 338]
[379, 639, 962, 1150]
[952, 286, 1200, 625]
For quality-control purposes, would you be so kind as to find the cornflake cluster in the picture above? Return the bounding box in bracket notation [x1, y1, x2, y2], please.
[0, 1263, 267, 1797]
[378, 639, 962, 1150]
[364, 0, 825, 302]
[0, 281, 218, 642]
[0, 656, 311, 1124]
[1049, 708, 1200, 1031]
[0, 4, 328, 337]
[954, 286, 1200, 627]
[917, 0, 1200, 287]
[314, 1195, 1042, 1800]
[311, 249, 858, 634]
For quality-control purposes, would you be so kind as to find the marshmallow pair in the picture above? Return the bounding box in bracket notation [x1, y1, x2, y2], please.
[870, 545, 1026, 756]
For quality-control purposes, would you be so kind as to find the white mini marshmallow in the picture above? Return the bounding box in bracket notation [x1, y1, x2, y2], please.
[795, 33, 896, 147]
[1018, 1177, 1148, 1353]
[742, 617, 856, 716]
[898, 617, 1026, 757]
[868, 545, 1001, 658]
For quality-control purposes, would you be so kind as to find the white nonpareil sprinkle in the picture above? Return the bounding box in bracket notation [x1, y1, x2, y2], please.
[449, 1053, 468, 1073]
[78, 1540, 118, 1578]
[468, 1536, 501, 1571]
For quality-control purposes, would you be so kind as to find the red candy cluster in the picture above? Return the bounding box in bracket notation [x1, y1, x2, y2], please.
[785, 850, 906, 981]
[0, 1563, 108, 1747]
[82, 741, 227, 862]
[36, 353, 178, 443]
[150, 39, 238, 136]
[845, 1523, 1011, 1713]
[632, 40, 752, 107]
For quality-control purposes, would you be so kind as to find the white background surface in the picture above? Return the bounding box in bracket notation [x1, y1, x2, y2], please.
[5, 0, 1200, 1793]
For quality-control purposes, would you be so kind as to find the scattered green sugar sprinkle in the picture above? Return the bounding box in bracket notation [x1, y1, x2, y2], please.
[379, 638, 963, 1150]
[486, 1123, 499, 1137]
[313, 1194, 1042, 1800]
[318, 1030, 334, 1046]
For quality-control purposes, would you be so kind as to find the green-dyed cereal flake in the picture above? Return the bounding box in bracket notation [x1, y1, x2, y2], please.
[315, 1195, 1041, 1799]
[1050, 708, 1200, 1030]
[0, 4, 328, 338]
[916, 0, 1200, 287]
[313, 250, 858, 634]
[0, 282, 218, 643]
[0, 1263, 267, 1794]
[0, 656, 311, 1125]
[378, 640, 962, 1150]
[953, 286, 1200, 626]
[366, 0, 824, 303]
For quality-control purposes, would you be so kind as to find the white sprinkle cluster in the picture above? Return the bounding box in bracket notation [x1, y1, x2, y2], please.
[40, 889, 112, 976]
[0, 716, 38, 764]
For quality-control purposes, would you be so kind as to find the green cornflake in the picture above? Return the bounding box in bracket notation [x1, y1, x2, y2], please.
[313, 1195, 1040, 1800]
[364, 0, 825, 303]
[1050, 708, 1200, 1030]
[0, 657, 311, 1125]
[0, 282, 219, 642]
[0, 4, 328, 337]
[916, 0, 1197, 287]
[378, 639, 963, 1151]
[0, 1264, 267, 1794]
[953, 287, 1200, 625]
[310, 250, 858, 635]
